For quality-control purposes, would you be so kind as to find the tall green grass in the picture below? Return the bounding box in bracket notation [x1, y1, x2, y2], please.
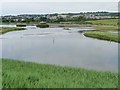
[2, 58, 118, 88]
[84, 31, 119, 43]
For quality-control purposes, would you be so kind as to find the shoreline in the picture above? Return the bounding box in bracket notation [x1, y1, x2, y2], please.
[0, 27, 26, 34]
[84, 31, 119, 43]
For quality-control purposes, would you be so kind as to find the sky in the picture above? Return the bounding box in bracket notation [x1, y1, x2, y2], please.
[1, 0, 120, 2]
[1, 0, 119, 16]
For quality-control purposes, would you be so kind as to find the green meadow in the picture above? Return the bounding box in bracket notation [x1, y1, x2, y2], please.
[86, 19, 118, 26]
[84, 19, 119, 43]
[2, 58, 118, 88]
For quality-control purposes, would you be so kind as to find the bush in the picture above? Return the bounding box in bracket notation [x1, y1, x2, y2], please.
[16, 24, 26, 27]
[36, 23, 49, 28]
[63, 27, 70, 30]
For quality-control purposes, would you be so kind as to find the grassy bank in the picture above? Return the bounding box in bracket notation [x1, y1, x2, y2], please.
[83, 19, 119, 43]
[84, 31, 119, 43]
[0, 27, 26, 34]
[2, 58, 118, 88]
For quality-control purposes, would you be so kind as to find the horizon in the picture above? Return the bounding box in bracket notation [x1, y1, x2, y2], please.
[2, 11, 118, 16]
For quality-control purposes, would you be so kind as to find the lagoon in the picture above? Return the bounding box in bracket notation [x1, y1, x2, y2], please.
[1, 27, 118, 72]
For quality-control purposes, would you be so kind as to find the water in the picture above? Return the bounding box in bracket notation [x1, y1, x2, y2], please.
[1, 27, 118, 72]
[0, 25, 16, 28]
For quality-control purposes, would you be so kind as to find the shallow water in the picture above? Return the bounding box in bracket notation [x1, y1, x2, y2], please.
[0, 25, 16, 28]
[1, 27, 118, 72]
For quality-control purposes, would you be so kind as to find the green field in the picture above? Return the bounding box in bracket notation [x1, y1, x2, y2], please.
[0, 27, 26, 34]
[83, 19, 119, 43]
[84, 31, 119, 43]
[2, 58, 118, 88]
[86, 19, 118, 26]
[94, 25, 118, 31]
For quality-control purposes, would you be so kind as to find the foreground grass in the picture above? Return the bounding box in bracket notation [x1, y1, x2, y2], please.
[84, 31, 119, 43]
[2, 58, 118, 88]
[0, 27, 26, 34]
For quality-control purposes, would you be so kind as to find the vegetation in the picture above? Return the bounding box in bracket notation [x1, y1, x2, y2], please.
[94, 25, 118, 31]
[2, 12, 118, 24]
[0, 27, 26, 34]
[36, 23, 49, 28]
[59, 21, 92, 25]
[63, 27, 71, 30]
[86, 19, 118, 26]
[84, 31, 119, 43]
[16, 24, 26, 27]
[2, 58, 118, 88]
[60, 22, 73, 24]
[83, 19, 119, 43]
[52, 18, 119, 25]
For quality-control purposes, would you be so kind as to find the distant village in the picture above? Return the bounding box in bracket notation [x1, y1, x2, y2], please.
[1, 11, 118, 23]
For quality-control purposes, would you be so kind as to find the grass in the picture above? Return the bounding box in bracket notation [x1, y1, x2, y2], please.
[84, 31, 119, 43]
[83, 19, 119, 43]
[60, 22, 73, 24]
[0, 27, 26, 34]
[94, 25, 118, 31]
[85, 19, 119, 31]
[60, 21, 91, 25]
[86, 19, 118, 26]
[2, 58, 118, 88]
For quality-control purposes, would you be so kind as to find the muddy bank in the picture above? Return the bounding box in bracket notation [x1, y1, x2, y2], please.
[49, 24, 92, 28]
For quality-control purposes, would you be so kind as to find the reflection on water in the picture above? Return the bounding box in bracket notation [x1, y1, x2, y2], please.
[1, 27, 118, 72]
[53, 37, 55, 45]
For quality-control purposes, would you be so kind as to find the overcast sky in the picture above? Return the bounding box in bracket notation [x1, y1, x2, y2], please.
[1, 0, 119, 2]
[1, 1, 119, 16]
